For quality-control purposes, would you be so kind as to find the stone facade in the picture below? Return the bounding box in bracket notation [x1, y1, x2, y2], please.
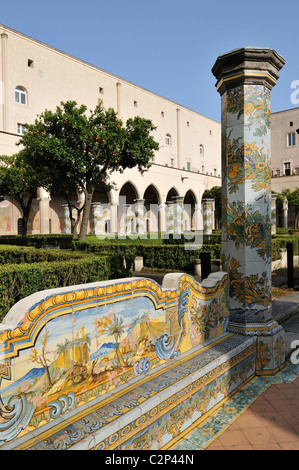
[0, 24, 221, 236]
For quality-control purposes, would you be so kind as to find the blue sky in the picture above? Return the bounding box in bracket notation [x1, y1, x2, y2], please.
[1, 0, 299, 122]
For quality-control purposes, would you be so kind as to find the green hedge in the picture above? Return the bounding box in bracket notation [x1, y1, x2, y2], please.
[0, 254, 110, 320]
[0, 234, 73, 249]
[0, 245, 84, 265]
[72, 240, 221, 271]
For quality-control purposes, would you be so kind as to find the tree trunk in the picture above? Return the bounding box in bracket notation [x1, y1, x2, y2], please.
[78, 186, 94, 241]
[19, 195, 34, 237]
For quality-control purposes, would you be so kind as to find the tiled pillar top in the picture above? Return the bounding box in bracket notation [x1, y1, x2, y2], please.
[212, 47, 285, 95]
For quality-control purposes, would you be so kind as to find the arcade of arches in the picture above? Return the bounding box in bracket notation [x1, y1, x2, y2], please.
[0, 183, 219, 236]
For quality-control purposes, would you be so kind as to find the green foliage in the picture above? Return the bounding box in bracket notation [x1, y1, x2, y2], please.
[0, 153, 45, 236]
[0, 245, 83, 264]
[0, 254, 110, 320]
[202, 186, 222, 206]
[0, 234, 73, 249]
[19, 100, 159, 240]
[72, 239, 221, 271]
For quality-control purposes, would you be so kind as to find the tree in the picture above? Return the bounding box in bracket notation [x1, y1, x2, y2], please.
[0, 153, 44, 236]
[30, 331, 53, 387]
[95, 313, 126, 367]
[19, 100, 159, 240]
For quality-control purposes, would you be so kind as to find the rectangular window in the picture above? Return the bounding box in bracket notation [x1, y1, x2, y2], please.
[284, 162, 291, 176]
[17, 123, 25, 135]
[170, 158, 174, 167]
[187, 162, 191, 171]
[287, 132, 296, 147]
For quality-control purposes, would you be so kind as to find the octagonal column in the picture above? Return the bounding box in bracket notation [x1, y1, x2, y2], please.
[173, 196, 184, 235]
[91, 202, 103, 236]
[271, 193, 278, 235]
[165, 201, 174, 234]
[202, 198, 214, 235]
[134, 199, 145, 235]
[212, 47, 286, 375]
[62, 204, 71, 234]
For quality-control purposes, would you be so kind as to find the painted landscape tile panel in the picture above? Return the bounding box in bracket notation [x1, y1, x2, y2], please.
[0, 274, 228, 442]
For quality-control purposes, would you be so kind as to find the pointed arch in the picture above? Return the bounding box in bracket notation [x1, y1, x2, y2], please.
[143, 184, 161, 233]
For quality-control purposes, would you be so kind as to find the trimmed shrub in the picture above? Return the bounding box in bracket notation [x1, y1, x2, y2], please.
[0, 234, 73, 249]
[0, 254, 110, 320]
[0, 245, 84, 265]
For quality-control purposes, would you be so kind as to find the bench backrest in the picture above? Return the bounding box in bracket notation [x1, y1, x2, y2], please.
[0, 271, 228, 445]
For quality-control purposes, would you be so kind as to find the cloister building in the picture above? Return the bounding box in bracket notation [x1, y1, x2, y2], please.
[1, 24, 299, 236]
[0, 24, 221, 236]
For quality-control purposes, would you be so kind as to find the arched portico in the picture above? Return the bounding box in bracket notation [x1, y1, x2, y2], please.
[143, 184, 161, 233]
[184, 190, 197, 231]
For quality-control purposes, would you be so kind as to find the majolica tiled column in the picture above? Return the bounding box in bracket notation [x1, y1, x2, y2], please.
[173, 196, 184, 235]
[62, 204, 71, 234]
[202, 198, 214, 235]
[135, 199, 145, 235]
[212, 48, 286, 375]
[283, 197, 288, 228]
[91, 202, 103, 236]
[271, 193, 277, 235]
[124, 204, 132, 235]
[165, 201, 174, 234]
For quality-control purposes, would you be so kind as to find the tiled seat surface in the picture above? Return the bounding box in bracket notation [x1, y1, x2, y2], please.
[173, 360, 299, 450]
[3, 332, 255, 450]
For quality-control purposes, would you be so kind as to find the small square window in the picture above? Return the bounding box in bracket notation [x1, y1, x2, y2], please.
[99, 87, 104, 94]
[134, 100, 138, 107]
[28, 59, 34, 68]
[290, 121, 293, 127]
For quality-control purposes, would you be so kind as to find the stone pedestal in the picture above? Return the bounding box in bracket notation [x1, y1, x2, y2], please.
[212, 47, 286, 375]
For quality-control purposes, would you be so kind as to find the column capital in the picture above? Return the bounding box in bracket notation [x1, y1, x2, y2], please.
[212, 47, 285, 95]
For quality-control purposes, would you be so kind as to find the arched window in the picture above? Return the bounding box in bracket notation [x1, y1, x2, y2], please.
[199, 144, 204, 156]
[15, 86, 27, 105]
[165, 134, 172, 146]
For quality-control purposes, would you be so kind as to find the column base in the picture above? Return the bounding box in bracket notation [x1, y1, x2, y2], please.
[227, 320, 285, 375]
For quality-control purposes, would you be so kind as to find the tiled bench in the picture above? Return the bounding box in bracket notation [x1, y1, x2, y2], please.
[0, 272, 256, 450]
